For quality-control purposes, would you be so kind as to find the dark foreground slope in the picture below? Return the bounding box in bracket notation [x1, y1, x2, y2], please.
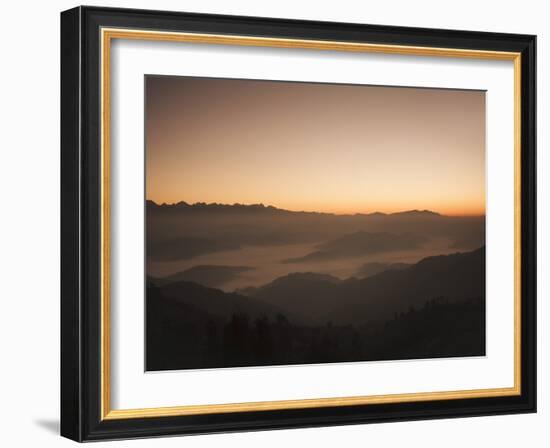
[250, 247, 485, 325]
[146, 248, 485, 370]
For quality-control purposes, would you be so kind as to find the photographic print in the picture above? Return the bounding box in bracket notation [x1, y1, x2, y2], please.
[145, 75, 486, 371]
[61, 9, 536, 440]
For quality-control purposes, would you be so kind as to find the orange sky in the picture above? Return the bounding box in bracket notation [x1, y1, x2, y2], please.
[145, 76, 485, 216]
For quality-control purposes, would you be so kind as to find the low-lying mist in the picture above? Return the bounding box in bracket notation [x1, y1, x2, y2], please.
[146, 201, 485, 292]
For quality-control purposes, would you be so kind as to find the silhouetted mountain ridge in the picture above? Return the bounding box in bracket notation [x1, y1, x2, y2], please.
[283, 231, 428, 263]
[156, 279, 284, 321]
[146, 247, 486, 370]
[253, 247, 485, 325]
[147, 200, 483, 261]
[150, 247, 485, 326]
[151, 265, 253, 288]
[147, 199, 442, 217]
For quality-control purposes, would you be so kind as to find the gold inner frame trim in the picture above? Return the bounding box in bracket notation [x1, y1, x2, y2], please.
[100, 27, 522, 421]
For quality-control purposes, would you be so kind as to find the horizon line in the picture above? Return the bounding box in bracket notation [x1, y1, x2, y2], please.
[145, 199, 486, 218]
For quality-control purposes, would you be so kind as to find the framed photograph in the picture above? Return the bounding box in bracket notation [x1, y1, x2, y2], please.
[61, 6, 536, 442]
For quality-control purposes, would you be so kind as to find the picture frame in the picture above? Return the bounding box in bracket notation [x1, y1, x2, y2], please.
[60, 5, 536, 442]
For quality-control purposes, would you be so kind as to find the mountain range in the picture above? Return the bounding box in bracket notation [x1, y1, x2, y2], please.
[146, 200, 485, 262]
[147, 246, 485, 370]
[150, 246, 485, 326]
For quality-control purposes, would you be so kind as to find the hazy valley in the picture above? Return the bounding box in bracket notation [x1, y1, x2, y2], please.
[146, 201, 486, 371]
[146, 200, 485, 290]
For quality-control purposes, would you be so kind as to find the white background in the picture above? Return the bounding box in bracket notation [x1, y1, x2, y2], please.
[0, 0, 547, 446]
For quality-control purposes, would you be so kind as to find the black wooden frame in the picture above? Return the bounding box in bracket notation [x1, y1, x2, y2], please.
[61, 5, 536, 442]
